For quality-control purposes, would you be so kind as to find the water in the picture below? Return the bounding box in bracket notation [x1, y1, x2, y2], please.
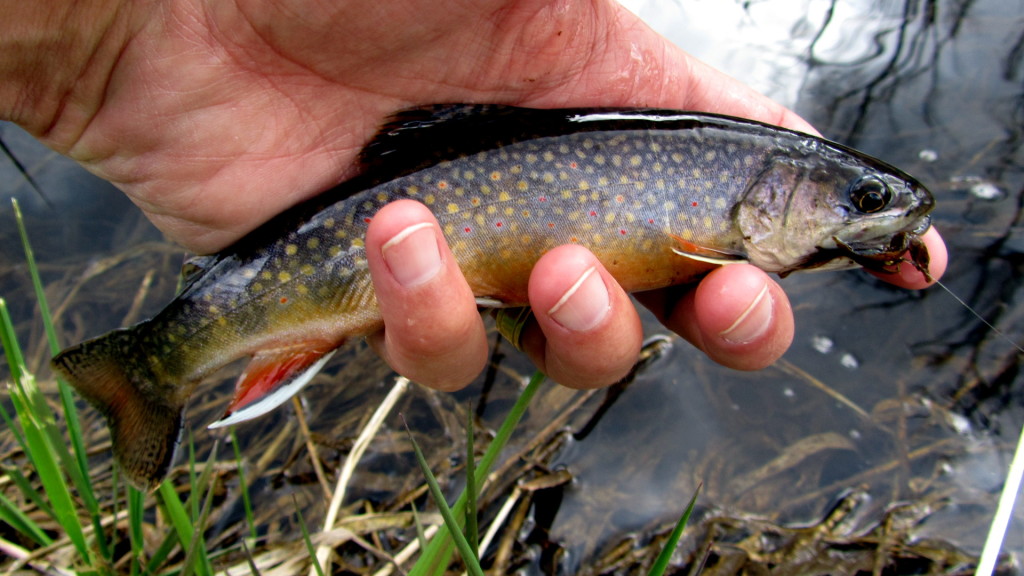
[1, 0, 1021, 573]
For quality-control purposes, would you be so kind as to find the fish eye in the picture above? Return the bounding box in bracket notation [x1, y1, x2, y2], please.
[849, 176, 892, 213]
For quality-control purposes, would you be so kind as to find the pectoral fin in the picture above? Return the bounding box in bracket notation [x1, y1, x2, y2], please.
[668, 233, 749, 266]
[209, 343, 338, 429]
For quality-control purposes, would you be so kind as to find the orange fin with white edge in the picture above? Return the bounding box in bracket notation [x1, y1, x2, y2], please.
[208, 343, 338, 429]
[668, 233, 749, 266]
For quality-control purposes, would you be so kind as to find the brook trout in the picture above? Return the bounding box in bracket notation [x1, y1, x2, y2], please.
[51, 105, 934, 489]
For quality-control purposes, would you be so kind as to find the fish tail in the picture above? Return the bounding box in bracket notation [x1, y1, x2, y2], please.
[51, 329, 182, 491]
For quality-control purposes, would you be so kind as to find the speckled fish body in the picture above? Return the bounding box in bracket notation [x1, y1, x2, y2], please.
[51, 105, 934, 488]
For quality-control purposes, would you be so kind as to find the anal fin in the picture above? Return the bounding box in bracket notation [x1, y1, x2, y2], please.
[209, 343, 338, 429]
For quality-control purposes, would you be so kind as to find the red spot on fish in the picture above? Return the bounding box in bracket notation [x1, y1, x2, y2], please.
[619, 229, 627, 235]
[437, 180, 449, 189]
[570, 162, 578, 169]
[490, 171, 501, 180]
[547, 222, 555, 228]
[464, 227, 471, 233]
[538, 196, 547, 202]
[648, 218, 655, 224]
[589, 210, 597, 217]
[691, 201, 698, 207]
[364, 217, 372, 223]
[615, 195, 624, 203]
[280, 297, 288, 304]
[495, 222, 503, 227]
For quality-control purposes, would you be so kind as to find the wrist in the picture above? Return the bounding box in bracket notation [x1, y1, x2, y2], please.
[0, 0, 129, 139]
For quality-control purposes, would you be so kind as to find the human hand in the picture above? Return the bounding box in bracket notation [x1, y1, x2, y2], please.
[2, 0, 947, 390]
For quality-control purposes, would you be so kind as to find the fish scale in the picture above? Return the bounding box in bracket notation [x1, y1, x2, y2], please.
[50, 104, 934, 489]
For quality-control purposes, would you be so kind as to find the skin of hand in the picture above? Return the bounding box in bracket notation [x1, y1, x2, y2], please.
[2, 0, 948, 391]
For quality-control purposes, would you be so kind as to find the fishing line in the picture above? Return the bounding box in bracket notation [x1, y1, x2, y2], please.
[928, 276, 1024, 355]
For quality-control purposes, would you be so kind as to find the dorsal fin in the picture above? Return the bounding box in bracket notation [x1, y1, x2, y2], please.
[352, 105, 727, 187]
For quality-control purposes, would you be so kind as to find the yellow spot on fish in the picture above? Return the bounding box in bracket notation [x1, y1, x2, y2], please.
[300, 264, 315, 276]
[490, 171, 501, 181]
[261, 270, 273, 280]
[424, 194, 435, 205]
[703, 215, 713, 230]
[329, 246, 342, 257]
[377, 192, 388, 203]
[285, 244, 298, 256]
[579, 180, 590, 190]
[447, 203, 459, 214]
[406, 185, 419, 196]
[297, 285, 309, 295]
[543, 151, 554, 162]
[351, 238, 364, 248]
[543, 173, 555, 183]
[597, 176, 609, 186]
[525, 153, 538, 163]
[335, 229, 348, 239]
[253, 282, 264, 292]
[307, 237, 320, 250]
[499, 190, 511, 202]
[279, 271, 292, 282]
[323, 217, 335, 229]
[630, 155, 642, 167]
[604, 212, 615, 224]
[517, 181, 528, 191]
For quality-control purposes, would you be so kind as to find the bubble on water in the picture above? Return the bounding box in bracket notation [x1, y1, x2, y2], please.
[918, 149, 939, 162]
[811, 334, 834, 354]
[969, 181, 1004, 200]
[840, 352, 859, 370]
[953, 175, 1005, 200]
[783, 387, 795, 398]
[946, 411, 973, 435]
[849, 429, 862, 440]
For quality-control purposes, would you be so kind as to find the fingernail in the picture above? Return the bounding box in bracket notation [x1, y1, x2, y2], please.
[381, 222, 442, 287]
[547, 266, 610, 332]
[719, 282, 773, 344]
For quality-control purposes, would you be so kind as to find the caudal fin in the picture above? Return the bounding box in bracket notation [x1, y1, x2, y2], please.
[51, 329, 183, 491]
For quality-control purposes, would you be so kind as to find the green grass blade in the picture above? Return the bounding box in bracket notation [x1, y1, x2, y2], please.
[410, 370, 545, 576]
[1, 299, 93, 564]
[0, 489, 53, 546]
[648, 483, 702, 576]
[464, 406, 478, 560]
[404, 417, 485, 576]
[12, 200, 108, 558]
[127, 485, 147, 574]
[1, 463, 55, 518]
[230, 428, 257, 541]
[159, 482, 201, 573]
[294, 495, 325, 576]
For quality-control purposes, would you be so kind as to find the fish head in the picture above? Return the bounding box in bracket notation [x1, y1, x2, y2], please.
[736, 140, 934, 276]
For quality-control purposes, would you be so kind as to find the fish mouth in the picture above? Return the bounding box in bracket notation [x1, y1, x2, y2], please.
[829, 215, 932, 276]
